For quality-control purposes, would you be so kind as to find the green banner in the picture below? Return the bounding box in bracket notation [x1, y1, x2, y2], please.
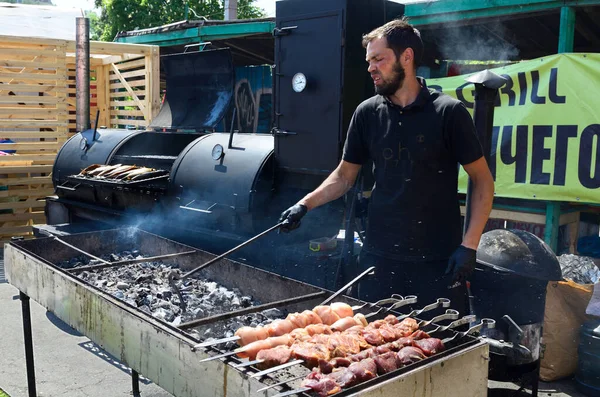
[428, 53, 600, 204]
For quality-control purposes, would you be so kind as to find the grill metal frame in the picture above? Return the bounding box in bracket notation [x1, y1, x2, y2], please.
[4, 228, 489, 397]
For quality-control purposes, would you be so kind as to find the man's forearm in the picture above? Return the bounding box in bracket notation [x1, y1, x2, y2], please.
[462, 178, 494, 250]
[298, 170, 354, 211]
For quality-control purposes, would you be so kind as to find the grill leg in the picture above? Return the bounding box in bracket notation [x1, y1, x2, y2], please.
[530, 360, 540, 397]
[20, 291, 38, 397]
[132, 369, 141, 396]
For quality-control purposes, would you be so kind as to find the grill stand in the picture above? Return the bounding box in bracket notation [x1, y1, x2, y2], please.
[17, 289, 146, 397]
[5, 230, 490, 397]
[20, 291, 37, 397]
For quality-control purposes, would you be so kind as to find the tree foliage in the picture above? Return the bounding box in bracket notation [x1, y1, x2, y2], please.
[93, 0, 266, 41]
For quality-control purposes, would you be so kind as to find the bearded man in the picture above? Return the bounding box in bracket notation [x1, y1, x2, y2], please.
[279, 18, 495, 313]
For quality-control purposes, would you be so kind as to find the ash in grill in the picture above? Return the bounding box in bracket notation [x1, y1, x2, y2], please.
[59, 251, 285, 342]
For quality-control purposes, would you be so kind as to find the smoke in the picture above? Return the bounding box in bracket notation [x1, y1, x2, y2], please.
[435, 21, 520, 61]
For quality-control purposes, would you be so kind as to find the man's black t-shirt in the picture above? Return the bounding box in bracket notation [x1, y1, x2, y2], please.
[343, 78, 483, 261]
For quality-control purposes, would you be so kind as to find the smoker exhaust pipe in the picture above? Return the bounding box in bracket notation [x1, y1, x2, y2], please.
[462, 70, 507, 235]
[76, 17, 91, 133]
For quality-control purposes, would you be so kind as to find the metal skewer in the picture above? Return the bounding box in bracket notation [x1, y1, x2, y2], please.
[442, 318, 495, 344]
[396, 298, 450, 321]
[427, 315, 476, 334]
[364, 295, 418, 318]
[418, 309, 459, 327]
[250, 359, 304, 378]
[194, 267, 376, 350]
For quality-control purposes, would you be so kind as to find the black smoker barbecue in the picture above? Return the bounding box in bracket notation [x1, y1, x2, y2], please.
[5, 228, 491, 397]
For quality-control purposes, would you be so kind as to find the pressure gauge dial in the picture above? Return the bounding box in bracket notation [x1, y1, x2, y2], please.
[211, 144, 224, 161]
[79, 136, 88, 151]
[292, 73, 307, 93]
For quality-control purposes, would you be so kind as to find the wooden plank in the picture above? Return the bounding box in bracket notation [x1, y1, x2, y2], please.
[113, 110, 144, 117]
[0, 143, 59, 151]
[0, 35, 69, 46]
[101, 54, 144, 65]
[0, 164, 54, 173]
[0, 85, 64, 93]
[0, 212, 46, 223]
[147, 47, 161, 121]
[64, 41, 152, 56]
[115, 57, 146, 71]
[96, 65, 111, 128]
[0, 132, 59, 139]
[0, 154, 56, 162]
[110, 100, 138, 107]
[0, 121, 67, 128]
[0, 200, 45, 211]
[119, 69, 146, 79]
[0, 72, 66, 81]
[109, 80, 146, 89]
[0, 110, 58, 119]
[110, 118, 147, 127]
[0, 49, 65, 57]
[110, 64, 146, 115]
[0, 96, 64, 104]
[0, 60, 62, 68]
[109, 90, 146, 99]
[0, 187, 54, 198]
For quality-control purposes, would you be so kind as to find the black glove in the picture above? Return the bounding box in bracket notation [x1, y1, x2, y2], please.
[445, 245, 477, 283]
[279, 203, 308, 232]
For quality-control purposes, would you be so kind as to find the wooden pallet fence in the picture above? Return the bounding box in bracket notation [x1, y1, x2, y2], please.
[0, 35, 159, 241]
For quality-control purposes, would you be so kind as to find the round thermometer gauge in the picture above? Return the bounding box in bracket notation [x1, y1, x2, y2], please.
[292, 73, 307, 93]
[79, 136, 88, 151]
[211, 144, 224, 160]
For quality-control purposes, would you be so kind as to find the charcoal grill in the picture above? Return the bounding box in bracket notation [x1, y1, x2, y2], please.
[5, 228, 489, 397]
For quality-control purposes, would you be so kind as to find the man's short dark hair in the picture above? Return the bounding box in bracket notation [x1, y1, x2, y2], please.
[362, 17, 424, 66]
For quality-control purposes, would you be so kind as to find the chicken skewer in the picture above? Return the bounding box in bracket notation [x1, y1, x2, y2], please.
[272, 318, 495, 397]
[241, 299, 450, 375]
[246, 308, 460, 377]
[195, 295, 416, 350]
[235, 308, 458, 370]
[198, 298, 446, 365]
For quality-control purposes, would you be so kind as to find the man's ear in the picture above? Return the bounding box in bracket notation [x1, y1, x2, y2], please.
[402, 48, 414, 66]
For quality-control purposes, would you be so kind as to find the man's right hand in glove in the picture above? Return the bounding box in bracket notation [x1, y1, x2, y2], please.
[279, 203, 308, 232]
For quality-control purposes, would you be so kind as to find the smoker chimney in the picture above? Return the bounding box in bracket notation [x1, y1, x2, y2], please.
[462, 69, 507, 236]
[225, 0, 237, 20]
[76, 17, 91, 132]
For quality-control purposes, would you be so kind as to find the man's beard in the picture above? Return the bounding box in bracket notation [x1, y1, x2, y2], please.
[374, 62, 406, 96]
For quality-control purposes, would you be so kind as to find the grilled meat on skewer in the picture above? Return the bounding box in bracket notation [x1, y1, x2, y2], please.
[303, 340, 444, 397]
[234, 302, 354, 346]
